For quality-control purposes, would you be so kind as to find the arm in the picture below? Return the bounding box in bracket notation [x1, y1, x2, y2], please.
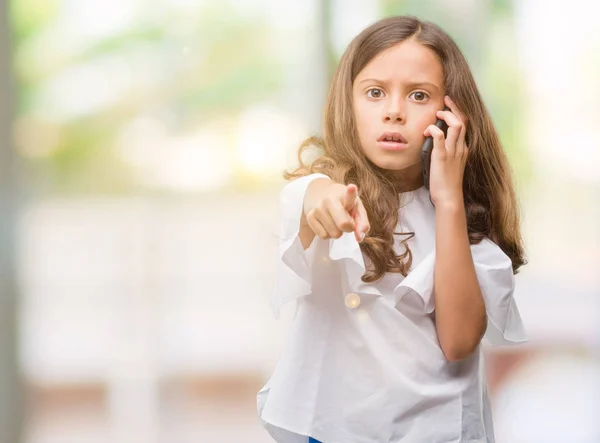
[434, 200, 486, 361]
[299, 178, 330, 249]
[425, 95, 487, 362]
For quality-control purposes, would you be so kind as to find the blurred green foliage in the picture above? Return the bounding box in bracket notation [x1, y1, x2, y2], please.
[11, 0, 531, 195]
[11, 0, 281, 195]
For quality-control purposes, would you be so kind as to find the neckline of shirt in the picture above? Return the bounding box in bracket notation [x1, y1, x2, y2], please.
[401, 185, 426, 194]
[399, 185, 427, 199]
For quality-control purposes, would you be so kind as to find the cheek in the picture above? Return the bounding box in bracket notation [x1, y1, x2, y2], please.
[414, 112, 437, 135]
[353, 103, 371, 138]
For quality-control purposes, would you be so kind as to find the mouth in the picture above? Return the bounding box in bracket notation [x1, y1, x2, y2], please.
[377, 132, 408, 150]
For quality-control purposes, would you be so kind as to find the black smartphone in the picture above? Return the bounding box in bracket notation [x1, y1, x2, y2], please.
[421, 106, 450, 190]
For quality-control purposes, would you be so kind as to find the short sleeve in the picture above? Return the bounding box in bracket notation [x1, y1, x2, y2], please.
[270, 173, 330, 318]
[396, 238, 527, 346]
[471, 238, 527, 346]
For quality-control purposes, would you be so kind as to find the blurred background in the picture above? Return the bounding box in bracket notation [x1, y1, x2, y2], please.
[1, 0, 599, 442]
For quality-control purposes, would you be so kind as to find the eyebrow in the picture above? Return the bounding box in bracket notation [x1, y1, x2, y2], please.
[359, 78, 441, 91]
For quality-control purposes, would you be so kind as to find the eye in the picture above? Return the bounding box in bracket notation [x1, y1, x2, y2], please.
[409, 91, 429, 102]
[366, 88, 385, 99]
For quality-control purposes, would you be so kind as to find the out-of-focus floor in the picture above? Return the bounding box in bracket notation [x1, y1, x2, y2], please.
[26, 376, 272, 443]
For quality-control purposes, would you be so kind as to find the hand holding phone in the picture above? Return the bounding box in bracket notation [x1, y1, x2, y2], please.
[421, 106, 450, 190]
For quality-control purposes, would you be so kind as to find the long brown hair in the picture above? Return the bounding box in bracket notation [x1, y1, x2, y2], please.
[286, 15, 526, 282]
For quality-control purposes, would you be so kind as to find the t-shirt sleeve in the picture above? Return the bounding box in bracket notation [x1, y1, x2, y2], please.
[397, 238, 527, 346]
[270, 173, 330, 318]
[471, 238, 527, 346]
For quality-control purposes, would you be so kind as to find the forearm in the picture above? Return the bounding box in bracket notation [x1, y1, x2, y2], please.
[434, 199, 486, 361]
[299, 177, 332, 249]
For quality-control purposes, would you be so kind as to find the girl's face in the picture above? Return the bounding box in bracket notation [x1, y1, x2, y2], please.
[352, 39, 445, 187]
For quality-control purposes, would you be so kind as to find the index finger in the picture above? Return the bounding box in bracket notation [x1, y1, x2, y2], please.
[444, 96, 467, 126]
[435, 109, 463, 151]
[343, 184, 358, 212]
[353, 198, 370, 242]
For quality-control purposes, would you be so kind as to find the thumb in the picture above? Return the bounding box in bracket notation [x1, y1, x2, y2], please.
[343, 184, 358, 212]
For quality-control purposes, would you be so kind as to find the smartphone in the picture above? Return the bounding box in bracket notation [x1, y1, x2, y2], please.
[421, 106, 450, 190]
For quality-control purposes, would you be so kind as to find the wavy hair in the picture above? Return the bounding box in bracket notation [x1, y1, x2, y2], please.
[285, 15, 526, 282]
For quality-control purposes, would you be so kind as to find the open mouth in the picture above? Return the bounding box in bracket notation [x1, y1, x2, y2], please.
[377, 132, 408, 150]
[377, 132, 407, 143]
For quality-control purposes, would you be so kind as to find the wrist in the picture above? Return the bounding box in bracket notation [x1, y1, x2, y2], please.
[434, 196, 465, 214]
[303, 177, 332, 223]
[300, 210, 309, 228]
[305, 177, 333, 204]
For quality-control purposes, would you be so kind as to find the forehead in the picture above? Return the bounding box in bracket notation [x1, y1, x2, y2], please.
[355, 39, 443, 85]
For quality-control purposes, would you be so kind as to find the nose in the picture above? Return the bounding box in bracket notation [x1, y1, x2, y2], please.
[384, 97, 405, 123]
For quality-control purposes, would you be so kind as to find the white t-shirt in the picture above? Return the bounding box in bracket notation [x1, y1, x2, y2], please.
[257, 173, 527, 443]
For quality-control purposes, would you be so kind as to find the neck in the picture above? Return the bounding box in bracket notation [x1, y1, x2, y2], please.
[391, 163, 423, 192]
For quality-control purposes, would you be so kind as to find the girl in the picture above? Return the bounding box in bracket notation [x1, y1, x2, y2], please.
[258, 15, 526, 443]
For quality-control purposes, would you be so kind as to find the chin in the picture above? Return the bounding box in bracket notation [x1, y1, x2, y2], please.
[372, 157, 419, 172]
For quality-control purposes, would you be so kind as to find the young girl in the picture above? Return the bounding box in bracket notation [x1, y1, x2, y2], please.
[258, 15, 526, 443]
